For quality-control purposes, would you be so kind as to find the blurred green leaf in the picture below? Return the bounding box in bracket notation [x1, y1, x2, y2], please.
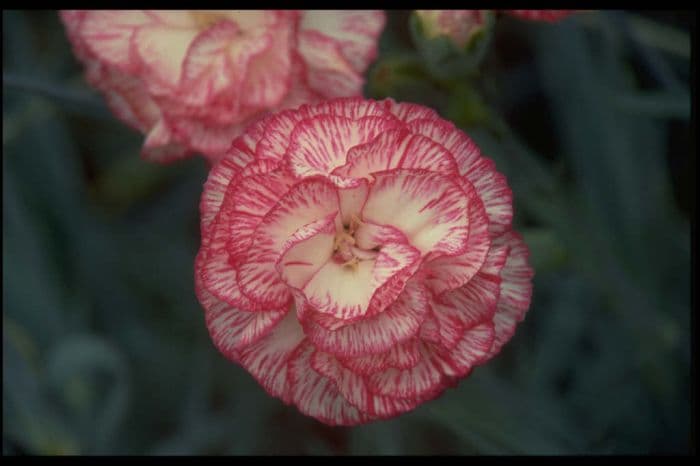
[45, 336, 129, 454]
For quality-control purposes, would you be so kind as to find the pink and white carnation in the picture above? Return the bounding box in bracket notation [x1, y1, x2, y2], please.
[60, 10, 385, 163]
[195, 97, 533, 425]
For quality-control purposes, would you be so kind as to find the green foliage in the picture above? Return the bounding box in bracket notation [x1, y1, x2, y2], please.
[3, 10, 692, 454]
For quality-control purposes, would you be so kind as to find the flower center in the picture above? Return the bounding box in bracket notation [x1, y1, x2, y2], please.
[332, 215, 378, 270]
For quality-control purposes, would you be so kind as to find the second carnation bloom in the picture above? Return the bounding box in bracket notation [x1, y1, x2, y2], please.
[60, 10, 385, 163]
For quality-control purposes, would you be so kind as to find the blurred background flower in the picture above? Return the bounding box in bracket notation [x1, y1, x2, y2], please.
[59, 10, 385, 163]
[3, 10, 692, 454]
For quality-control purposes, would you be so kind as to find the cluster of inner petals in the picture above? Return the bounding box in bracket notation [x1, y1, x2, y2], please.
[196, 97, 533, 426]
[332, 215, 378, 269]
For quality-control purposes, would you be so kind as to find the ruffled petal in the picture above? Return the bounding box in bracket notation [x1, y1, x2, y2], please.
[238, 178, 339, 307]
[196, 253, 288, 357]
[277, 213, 337, 289]
[429, 243, 507, 349]
[238, 311, 306, 404]
[362, 169, 470, 259]
[301, 231, 421, 321]
[488, 231, 534, 357]
[311, 349, 421, 419]
[81, 11, 151, 71]
[333, 129, 459, 180]
[407, 119, 514, 236]
[287, 114, 399, 179]
[288, 341, 371, 425]
[301, 278, 428, 357]
[299, 11, 385, 72]
[131, 24, 198, 91]
[422, 178, 490, 295]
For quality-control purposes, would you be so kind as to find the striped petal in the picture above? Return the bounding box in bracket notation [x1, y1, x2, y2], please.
[299, 11, 385, 72]
[407, 118, 513, 236]
[277, 213, 337, 289]
[180, 21, 268, 108]
[362, 169, 470, 259]
[302, 279, 428, 357]
[196, 253, 288, 357]
[81, 11, 151, 71]
[132, 24, 198, 91]
[333, 129, 459, 180]
[238, 311, 306, 404]
[338, 338, 422, 375]
[311, 349, 422, 419]
[430, 322, 495, 377]
[288, 341, 371, 425]
[429, 243, 508, 348]
[286, 114, 399, 179]
[365, 343, 447, 399]
[488, 231, 534, 357]
[238, 179, 339, 307]
[297, 30, 364, 98]
[301, 233, 421, 322]
[423, 178, 491, 295]
[239, 16, 294, 109]
[256, 98, 395, 162]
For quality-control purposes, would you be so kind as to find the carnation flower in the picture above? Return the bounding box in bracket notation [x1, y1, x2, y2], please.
[60, 10, 385, 163]
[195, 97, 533, 425]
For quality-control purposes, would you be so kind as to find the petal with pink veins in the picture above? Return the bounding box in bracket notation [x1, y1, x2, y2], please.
[277, 212, 337, 289]
[338, 338, 423, 375]
[362, 169, 470, 259]
[199, 205, 269, 311]
[407, 118, 481, 176]
[465, 158, 514, 237]
[81, 11, 152, 72]
[288, 341, 372, 425]
[311, 349, 422, 419]
[196, 254, 288, 357]
[200, 154, 258, 240]
[430, 322, 495, 377]
[302, 279, 428, 357]
[488, 231, 534, 357]
[300, 11, 386, 72]
[238, 311, 306, 404]
[301, 234, 421, 321]
[238, 178, 340, 307]
[297, 30, 364, 98]
[167, 114, 255, 158]
[365, 342, 447, 399]
[226, 169, 295, 264]
[179, 21, 268, 108]
[239, 17, 294, 109]
[385, 99, 441, 124]
[423, 179, 491, 295]
[334, 129, 459, 180]
[255, 97, 394, 161]
[429, 243, 508, 348]
[337, 179, 369, 226]
[131, 25, 198, 92]
[286, 114, 399, 179]
[406, 119, 514, 236]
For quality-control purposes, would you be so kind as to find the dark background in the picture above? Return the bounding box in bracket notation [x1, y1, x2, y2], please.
[3, 10, 693, 454]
